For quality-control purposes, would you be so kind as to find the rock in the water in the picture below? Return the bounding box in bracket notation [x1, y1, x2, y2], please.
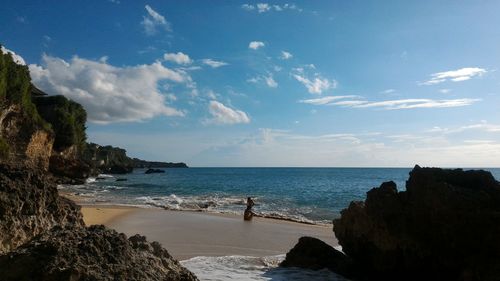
[280, 236, 354, 278]
[333, 165, 500, 281]
[145, 168, 166, 174]
[0, 225, 198, 281]
[0, 163, 84, 254]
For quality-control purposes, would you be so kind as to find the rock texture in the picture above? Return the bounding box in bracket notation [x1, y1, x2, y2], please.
[0, 163, 84, 254]
[333, 165, 500, 281]
[0, 225, 198, 281]
[281, 236, 354, 278]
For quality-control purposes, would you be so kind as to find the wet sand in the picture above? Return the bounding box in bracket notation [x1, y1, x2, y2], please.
[81, 205, 338, 260]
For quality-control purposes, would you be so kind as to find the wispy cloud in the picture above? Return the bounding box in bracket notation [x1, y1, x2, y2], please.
[420, 67, 487, 85]
[241, 3, 302, 13]
[293, 74, 336, 94]
[141, 5, 171, 35]
[202, 58, 228, 68]
[247, 74, 278, 88]
[299, 95, 481, 110]
[299, 96, 358, 105]
[206, 101, 250, 125]
[164, 52, 192, 65]
[264, 75, 278, 88]
[249, 41, 265, 50]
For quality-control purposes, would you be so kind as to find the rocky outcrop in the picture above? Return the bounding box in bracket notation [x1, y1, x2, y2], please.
[0, 225, 198, 281]
[133, 158, 188, 168]
[0, 163, 84, 254]
[82, 143, 134, 175]
[333, 166, 500, 281]
[281, 236, 354, 278]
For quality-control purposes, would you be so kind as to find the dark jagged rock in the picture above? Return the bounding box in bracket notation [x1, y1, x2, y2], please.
[133, 158, 188, 168]
[145, 168, 166, 174]
[281, 236, 354, 278]
[0, 225, 198, 281]
[333, 165, 500, 281]
[0, 162, 84, 254]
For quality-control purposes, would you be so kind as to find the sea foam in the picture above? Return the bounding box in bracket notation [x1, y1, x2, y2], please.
[181, 255, 349, 281]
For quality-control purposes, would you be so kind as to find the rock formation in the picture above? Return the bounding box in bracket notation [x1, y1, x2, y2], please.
[0, 162, 84, 254]
[280, 236, 354, 278]
[0, 225, 198, 281]
[332, 165, 500, 281]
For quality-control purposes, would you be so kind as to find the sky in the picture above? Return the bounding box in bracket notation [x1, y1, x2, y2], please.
[1, 0, 500, 167]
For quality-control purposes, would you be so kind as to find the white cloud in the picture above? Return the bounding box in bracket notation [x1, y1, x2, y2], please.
[299, 95, 358, 105]
[164, 52, 192, 65]
[206, 101, 250, 125]
[293, 74, 336, 94]
[439, 89, 451, 94]
[280, 51, 293, 60]
[247, 74, 278, 88]
[264, 75, 278, 88]
[421, 67, 487, 85]
[256, 3, 271, 13]
[29, 55, 189, 123]
[241, 4, 255, 11]
[202, 58, 228, 68]
[1, 46, 26, 65]
[249, 41, 265, 50]
[381, 89, 395, 94]
[242, 3, 302, 13]
[354, 98, 480, 109]
[141, 5, 171, 35]
[299, 95, 480, 110]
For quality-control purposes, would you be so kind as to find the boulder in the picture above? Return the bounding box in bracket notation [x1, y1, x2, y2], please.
[0, 225, 198, 281]
[0, 162, 84, 254]
[333, 165, 500, 281]
[280, 236, 354, 278]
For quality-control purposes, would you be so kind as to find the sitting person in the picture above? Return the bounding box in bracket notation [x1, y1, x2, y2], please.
[244, 197, 255, 221]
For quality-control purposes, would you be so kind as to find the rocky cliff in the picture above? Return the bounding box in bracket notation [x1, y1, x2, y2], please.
[0, 50, 54, 170]
[0, 162, 84, 254]
[328, 166, 500, 281]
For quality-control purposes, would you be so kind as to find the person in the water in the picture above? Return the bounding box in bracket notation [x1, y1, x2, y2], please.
[244, 197, 255, 221]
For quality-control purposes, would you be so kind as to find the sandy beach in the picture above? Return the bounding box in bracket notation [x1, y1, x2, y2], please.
[80, 205, 338, 260]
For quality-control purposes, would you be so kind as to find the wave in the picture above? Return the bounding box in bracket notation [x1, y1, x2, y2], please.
[59, 180, 334, 225]
[181, 255, 349, 281]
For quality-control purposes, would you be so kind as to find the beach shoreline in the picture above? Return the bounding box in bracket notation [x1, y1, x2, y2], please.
[70, 195, 338, 260]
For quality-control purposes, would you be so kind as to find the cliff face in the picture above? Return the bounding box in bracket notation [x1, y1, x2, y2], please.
[0, 162, 84, 254]
[0, 47, 54, 170]
[332, 166, 500, 281]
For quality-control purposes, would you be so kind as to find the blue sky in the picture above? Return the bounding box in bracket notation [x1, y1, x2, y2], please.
[1, 0, 500, 167]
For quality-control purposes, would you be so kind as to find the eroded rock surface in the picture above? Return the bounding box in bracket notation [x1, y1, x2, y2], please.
[0, 163, 83, 253]
[0, 225, 198, 281]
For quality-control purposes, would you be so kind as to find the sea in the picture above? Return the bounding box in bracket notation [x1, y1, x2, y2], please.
[59, 167, 500, 280]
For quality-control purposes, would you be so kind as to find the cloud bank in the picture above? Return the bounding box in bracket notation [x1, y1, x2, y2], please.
[29, 55, 188, 123]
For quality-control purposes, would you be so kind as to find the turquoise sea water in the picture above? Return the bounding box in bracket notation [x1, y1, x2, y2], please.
[61, 167, 500, 224]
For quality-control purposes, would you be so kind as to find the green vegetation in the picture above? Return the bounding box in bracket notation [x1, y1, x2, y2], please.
[0, 45, 48, 129]
[33, 95, 87, 151]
